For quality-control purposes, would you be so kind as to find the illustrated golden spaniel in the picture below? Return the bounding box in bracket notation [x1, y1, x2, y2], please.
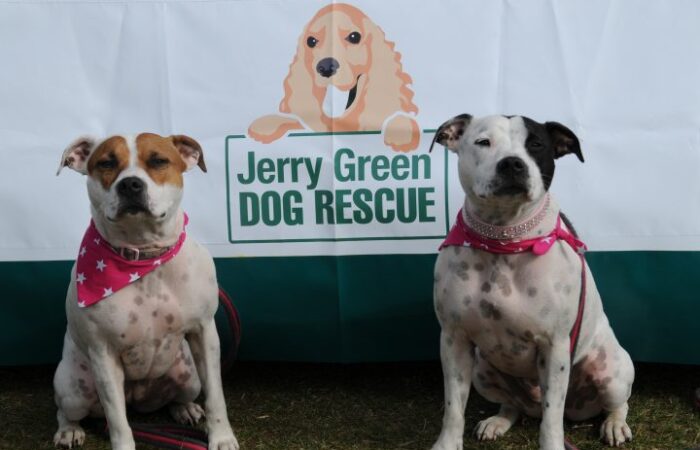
[248, 3, 420, 152]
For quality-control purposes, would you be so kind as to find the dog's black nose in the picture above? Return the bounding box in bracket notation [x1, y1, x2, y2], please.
[496, 157, 528, 177]
[316, 58, 339, 78]
[117, 177, 145, 197]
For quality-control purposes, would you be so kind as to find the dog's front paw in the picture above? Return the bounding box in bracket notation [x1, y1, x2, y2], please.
[430, 434, 462, 450]
[600, 415, 632, 447]
[474, 415, 512, 441]
[53, 424, 85, 448]
[208, 431, 239, 450]
[383, 115, 420, 152]
[248, 115, 303, 144]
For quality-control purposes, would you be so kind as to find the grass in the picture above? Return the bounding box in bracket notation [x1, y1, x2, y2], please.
[1, 362, 699, 449]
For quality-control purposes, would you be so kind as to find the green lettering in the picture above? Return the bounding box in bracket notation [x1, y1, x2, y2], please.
[412, 154, 431, 180]
[315, 190, 334, 224]
[258, 158, 275, 184]
[396, 188, 417, 223]
[371, 155, 390, 181]
[375, 188, 395, 224]
[335, 189, 352, 224]
[392, 155, 410, 180]
[283, 191, 303, 225]
[260, 191, 281, 225]
[418, 187, 436, 222]
[334, 148, 354, 182]
[239, 192, 259, 226]
[352, 189, 373, 224]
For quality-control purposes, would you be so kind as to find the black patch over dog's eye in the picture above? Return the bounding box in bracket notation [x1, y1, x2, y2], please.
[307, 36, 318, 48]
[475, 138, 490, 147]
[527, 138, 544, 152]
[96, 158, 117, 170]
[148, 156, 170, 169]
[346, 32, 361, 44]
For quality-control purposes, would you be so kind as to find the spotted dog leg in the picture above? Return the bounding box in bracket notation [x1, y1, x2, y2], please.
[471, 349, 541, 441]
[566, 339, 634, 447]
[536, 338, 571, 450]
[53, 333, 98, 448]
[431, 329, 474, 450]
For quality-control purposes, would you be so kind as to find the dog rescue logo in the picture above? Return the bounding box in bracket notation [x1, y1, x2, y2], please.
[226, 3, 451, 249]
[247, 3, 420, 152]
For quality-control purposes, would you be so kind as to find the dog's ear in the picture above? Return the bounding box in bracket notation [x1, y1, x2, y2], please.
[429, 114, 472, 153]
[545, 122, 584, 162]
[57, 136, 98, 175]
[172, 135, 206, 172]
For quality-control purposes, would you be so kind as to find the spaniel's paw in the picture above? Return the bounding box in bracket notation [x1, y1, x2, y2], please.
[248, 115, 303, 144]
[384, 115, 420, 152]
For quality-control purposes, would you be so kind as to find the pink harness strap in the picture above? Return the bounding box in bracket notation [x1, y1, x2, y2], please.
[440, 210, 588, 358]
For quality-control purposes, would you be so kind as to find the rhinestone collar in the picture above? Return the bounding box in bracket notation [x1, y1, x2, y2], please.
[463, 194, 550, 241]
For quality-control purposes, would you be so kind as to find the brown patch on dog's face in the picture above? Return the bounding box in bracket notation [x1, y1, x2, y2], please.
[87, 136, 130, 190]
[135, 133, 187, 187]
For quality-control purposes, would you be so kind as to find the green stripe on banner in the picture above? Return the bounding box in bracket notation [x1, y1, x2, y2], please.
[0, 252, 697, 366]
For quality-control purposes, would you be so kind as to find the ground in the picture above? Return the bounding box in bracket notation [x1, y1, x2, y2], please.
[1, 362, 699, 449]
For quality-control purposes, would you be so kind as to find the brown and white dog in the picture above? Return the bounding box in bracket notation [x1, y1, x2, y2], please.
[429, 115, 634, 450]
[248, 3, 420, 152]
[54, 134, 238, 450]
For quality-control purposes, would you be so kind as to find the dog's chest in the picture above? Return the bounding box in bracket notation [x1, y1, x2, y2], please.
[435, 246, 580, 377]
[78, 243, 217, 379]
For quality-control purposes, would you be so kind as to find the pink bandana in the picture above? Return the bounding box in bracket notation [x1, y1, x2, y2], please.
[75, 215, 188, 308]
[440, 210, 587, 256]
[440, 210, 588, 356]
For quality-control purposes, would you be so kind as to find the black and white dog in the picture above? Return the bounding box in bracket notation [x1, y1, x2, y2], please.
[429, 114, 634, 449]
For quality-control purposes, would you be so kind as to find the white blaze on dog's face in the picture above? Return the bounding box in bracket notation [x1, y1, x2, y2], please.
[58, 133, 206, 225]
[430, 114, 583, 213]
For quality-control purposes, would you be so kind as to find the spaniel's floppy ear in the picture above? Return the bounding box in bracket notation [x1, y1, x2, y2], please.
[429, 114, 472, 153]
[57, 136, 98, 175]
[545, 122, 584, 162]
[172, 135, 207, 172]
[362, 15, 418, 121]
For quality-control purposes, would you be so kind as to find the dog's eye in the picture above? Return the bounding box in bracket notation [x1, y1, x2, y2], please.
[307, 36, 318, 48]
[148, 157, 170, 169]
[96, 158, 117, 170]
[475, 138, 490, 147]
[346, 32, 361, 44]
[529, 140, 544, 150]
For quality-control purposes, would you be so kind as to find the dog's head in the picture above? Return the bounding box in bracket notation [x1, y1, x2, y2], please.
[58, 133, 205, 229]
[281, 3, 416, 122]
[430, 114, 583, 210]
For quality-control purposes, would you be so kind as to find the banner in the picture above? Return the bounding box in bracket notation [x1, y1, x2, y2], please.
[1, 0, 700, 364]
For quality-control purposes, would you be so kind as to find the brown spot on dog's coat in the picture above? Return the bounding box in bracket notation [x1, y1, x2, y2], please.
[479, 299, 502, 320]
[165, 313, 175, 325]
[134, 296, 144, 306]
[481, 282, 491, 293]
[128, 311, 138, 324]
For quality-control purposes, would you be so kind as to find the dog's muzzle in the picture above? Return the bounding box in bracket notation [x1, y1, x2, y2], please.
[116, 176, 149, 215]
[493, 157, 529, 196]
[316, 57, 339, 78]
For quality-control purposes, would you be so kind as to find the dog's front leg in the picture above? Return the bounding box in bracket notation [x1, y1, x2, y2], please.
[87, 346, 135, 450]
[188, 320, 239, 450]
[431, 329, 474, 450]
[536, 337, 570, 450]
